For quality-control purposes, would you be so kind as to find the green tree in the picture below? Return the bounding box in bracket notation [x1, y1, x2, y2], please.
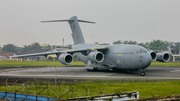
[138, 42, 149, 48]
[21, 45, 32, 53]
[33, 42, 41, 49]
[21, 42, 42, 53]
[174, 42, 180, 49]
[123, 40, 137, 44]
[56, 46, 61, 48]
[148, 40, 168, 50]
[113, 40, 137, 45]
[2, 44, 17, 53]
[113, 40, 123, 44]
[42, 45, 51, 51]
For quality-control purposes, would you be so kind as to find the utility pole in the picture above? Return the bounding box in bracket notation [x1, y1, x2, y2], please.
[4, 47, 10, 59]
[62, 38, 64, 46]
[55, 66, 57, 93]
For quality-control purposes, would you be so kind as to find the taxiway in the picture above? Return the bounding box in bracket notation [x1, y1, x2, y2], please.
[0, 66, 180, 80]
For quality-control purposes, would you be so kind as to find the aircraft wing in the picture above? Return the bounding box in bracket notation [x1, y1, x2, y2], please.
[10, 47, 108, 58]
[11, 51, 61, 58]
[66, 47, 108, 55]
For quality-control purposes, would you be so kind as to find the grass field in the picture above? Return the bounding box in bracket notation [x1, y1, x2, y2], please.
[0, 60, 180, 67]
[0, 61, 180, 99]
[0, 61, 86, 67]
[0, 80, 180, 99]
[150, 62, 180, 67]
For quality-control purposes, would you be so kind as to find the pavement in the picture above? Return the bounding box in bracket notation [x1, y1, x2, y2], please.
[0, 66, 180, 80]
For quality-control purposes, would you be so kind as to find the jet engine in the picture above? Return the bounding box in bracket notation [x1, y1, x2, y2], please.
[58, 54, 73, 65]
[88, 52, 104, 63]
[156, 52, 170, 62]
[149, 50, 157, 61]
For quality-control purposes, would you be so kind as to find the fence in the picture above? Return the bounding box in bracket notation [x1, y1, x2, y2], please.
[0, 79, 139, 101]
[0, 79, 112, 100]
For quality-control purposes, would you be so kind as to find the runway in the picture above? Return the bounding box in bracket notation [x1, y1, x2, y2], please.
[0, 66, 180, 80]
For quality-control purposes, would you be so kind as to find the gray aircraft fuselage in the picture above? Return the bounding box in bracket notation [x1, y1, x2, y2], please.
[73, 43, 152, 71]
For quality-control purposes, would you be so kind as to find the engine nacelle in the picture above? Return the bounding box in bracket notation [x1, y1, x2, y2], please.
[88, 52, 104, 63]
[149, 50, 157, 61]
[58, 54, 73, 65]
[156, 52, 170, 62]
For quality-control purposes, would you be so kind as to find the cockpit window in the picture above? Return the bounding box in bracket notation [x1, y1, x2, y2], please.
[142, 51, 147, 54]
[136, 50, 147, 54]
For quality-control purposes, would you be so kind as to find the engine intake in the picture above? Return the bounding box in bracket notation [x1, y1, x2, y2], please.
[88, 52, 104, 63]
[58, 54, 73, 65]
[149, 50, 157, 61]
[156, 53, 170, 62]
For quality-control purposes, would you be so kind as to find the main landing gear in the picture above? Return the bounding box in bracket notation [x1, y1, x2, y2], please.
[140, 70, 145, 76]
[87, 67, 97, 72]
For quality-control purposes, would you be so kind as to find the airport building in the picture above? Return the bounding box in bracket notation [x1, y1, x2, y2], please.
[0, 55, 5, 59]
[171, 48, 180, 55]
[0, 52, 16, 58]
[171, 48, 180, 61]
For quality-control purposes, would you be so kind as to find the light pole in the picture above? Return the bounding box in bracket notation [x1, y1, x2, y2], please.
[55, 66, 57, 92]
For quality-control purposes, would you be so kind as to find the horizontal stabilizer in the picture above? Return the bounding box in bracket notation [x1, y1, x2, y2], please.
[78, 20, 95, 24]
[41, 20, 73, 23]
[41, 20, 95, 24]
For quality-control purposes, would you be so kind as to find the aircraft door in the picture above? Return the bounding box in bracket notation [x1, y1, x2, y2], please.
[125, 56, 133, 69]
[117, 59, 127, 68]
[117, 60, 121, 66]
[139, 55, 144, 66]
[123, 59, 127, 67]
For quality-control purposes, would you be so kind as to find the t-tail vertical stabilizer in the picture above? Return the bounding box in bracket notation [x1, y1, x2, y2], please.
[41, 16, 95, 44]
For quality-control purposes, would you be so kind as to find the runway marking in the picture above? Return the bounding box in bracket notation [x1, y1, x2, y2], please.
[170, 70, 180, 72]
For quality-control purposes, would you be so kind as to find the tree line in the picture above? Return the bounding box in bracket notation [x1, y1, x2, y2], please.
[1, 40, 180, 54]
[113, 40, 180, 51]
[0, 42, 71, 54]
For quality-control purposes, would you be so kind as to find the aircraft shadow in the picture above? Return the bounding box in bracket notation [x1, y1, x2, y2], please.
[89, 70, 138, 76]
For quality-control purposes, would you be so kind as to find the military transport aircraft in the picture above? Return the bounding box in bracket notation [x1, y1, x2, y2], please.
[11, 16, 171, 76]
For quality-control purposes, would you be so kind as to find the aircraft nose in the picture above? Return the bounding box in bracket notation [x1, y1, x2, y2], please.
[143, 54, 152, 68]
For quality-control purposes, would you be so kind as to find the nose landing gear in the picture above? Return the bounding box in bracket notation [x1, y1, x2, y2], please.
[139, 68, 146, 76]
[140, 70, 145, 76]
[140, 71, 145, 76]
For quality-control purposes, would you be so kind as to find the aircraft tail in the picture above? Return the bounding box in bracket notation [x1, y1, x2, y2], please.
[41, 16, 95, 44]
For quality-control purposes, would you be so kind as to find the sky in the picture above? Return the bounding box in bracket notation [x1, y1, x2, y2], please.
[0, 0, 180, 47]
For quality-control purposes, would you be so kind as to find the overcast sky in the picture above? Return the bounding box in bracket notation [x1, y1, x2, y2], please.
[0, 0, 180, 47]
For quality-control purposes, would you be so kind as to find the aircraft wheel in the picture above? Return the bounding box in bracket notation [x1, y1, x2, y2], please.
[87, 67, 96, 72]
[140, 71, 145, 76]
[92, 67, 97, 71]
[113, 69, 116, 71]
